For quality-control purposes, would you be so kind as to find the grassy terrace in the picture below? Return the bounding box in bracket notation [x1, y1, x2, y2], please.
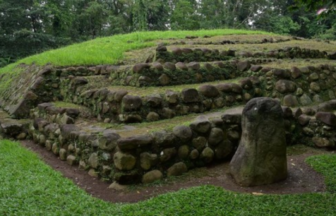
[0, 139, 336, 215]
[161, 40, 336, 53]
[0, 29, 270, 75]
[106, 78, 241, 96]
[261, 59, 336, 69]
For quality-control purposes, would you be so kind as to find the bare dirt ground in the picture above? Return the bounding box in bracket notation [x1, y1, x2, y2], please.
[21, 140, 328, 204]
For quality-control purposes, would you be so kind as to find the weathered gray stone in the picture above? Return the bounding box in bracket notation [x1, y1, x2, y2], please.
[173, 125, 192, 142]
[300, 94, 313, 106]
[102, 165, 112, 175]
[138, 76, 153, 86]
[133, 63, 150, 73]
[60, 124, 79, 140]
[176, 62, 188, 70]
[160, 147, 177, 162]
[222, 114, 241, 125]
[239, 78, 253, 90]
[152, 130, 176, 147]
[181, 88, 200, 103]
[302, 107, 316, 116]
[145, 94, 162, 108]
[117, 134, 153, 151]
[312, 137, 334, 148]
[208, 128, 225, 146]
[164, 62, 176, 70]
[198, 85, 220, 98]
[140, 153, 158, 170]
[317, 100, 336, 112]
[178, 145, 190, 159]
[190, 120, 211, 134]
[201, 147, 214, 163]
[88, 169, 98, 178]
[250, 65, 262, 72]
[273, 69, 291, 79]
[283, 94, 299, 107]
[230, 97, 287, 187]
[291, 67, 302, 79]
[88, 153, 99, 169]
[113, 152, 136, 171]
[231, 83, 243, 94]
[316, 112, 336, 126]
[122, 95, 142, 111]
[152, 62, 163, 71]
[192, 136, 207, 151]
[159, 74, 171, 85]
[165, 90, 179, 104]
[236, 61, 251, 71]
[1, 120, 24, 137]
[309, 73, 319, 81]
[142, 170, 163, 184]
[146, 112, 160, 122]
[59, 148, 67, 161]
[98, 130, 120, 151]
[215, 140, 233, 160]
[167, 162, 188, 176]
[189, 149, 200, 159]
[275, 80, 297, 94]
[310, 82, 321, 92]
[187, 62, 201, 70]
[216, 83, 232, 93]
[282, 107, 293, 119]
[298, 114, 311, 126]
[67, 155, 77, 166]
[52, 143, 59, 155]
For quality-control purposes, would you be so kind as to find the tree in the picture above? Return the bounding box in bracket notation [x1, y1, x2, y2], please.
[171, 0, 200, 30]
[293, 0, 336, 11]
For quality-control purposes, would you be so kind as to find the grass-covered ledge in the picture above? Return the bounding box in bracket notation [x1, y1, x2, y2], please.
[0, 29, 270, 75]
[1, 139, 336, 216]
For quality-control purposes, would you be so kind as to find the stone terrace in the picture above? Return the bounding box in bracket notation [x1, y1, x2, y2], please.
[1, 34, 336, 185]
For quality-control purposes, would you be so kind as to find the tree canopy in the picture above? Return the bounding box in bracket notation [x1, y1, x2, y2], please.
[1, 0, 335, 68]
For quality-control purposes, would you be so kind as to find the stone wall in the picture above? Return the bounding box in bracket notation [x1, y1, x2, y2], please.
[60, 78, 262, 123]
[26, 101, 336, 185]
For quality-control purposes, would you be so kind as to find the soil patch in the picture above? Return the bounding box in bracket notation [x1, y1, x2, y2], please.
[21, 140, 327, 204]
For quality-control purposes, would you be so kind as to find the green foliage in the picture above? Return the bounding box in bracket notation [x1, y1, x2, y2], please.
[2, 139, 336, 215]
[1, 0, 336, 69]
[270, 16, 301, 34]
[293, 0, 336, 11]
[171, 0, 200, 30]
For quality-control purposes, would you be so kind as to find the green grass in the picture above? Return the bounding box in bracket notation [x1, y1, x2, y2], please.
[0, 29, 270, 75]
[1, 139, 336, 215]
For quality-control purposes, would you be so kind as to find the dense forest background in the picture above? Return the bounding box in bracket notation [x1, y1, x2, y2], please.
[0, 0, 335, 67]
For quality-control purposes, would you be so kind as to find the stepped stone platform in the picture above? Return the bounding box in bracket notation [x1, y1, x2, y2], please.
[1, 34, 336, 185]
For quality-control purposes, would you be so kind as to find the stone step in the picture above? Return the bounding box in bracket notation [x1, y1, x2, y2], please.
[0, 109, 31, 139]
[60, 76, 263, 124]
[27, 105, 245, 183]
[108, 59, 274, 87]
[31, 102, 93, 126]
[161, 43, 330, 60]
[28, 103, 308, 185]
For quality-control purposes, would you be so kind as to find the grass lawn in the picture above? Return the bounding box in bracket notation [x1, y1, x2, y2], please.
[1, 139, 336, 216]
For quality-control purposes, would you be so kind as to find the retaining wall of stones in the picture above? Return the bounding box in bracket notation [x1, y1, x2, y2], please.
[60, 78, 262, 123]
[156, 46, 327, 64]
[249, 64, 336, 107]
[26, 102, 336, 185]
[109, 61, 238, 87]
